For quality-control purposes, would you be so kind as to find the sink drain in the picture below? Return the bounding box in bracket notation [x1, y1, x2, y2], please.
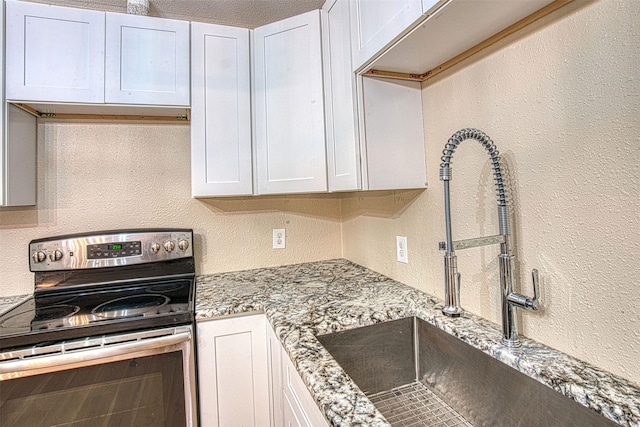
[367, 382, 473, 427]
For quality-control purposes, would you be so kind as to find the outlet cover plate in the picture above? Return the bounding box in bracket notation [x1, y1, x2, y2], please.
[397, 236, 408, 263]
[273, 229, 286, 249]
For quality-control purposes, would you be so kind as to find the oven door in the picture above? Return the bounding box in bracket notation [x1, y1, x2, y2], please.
[0, 325, 196, 427]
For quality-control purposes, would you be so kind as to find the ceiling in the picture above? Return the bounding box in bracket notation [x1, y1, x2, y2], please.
[26, 0, 326, 28]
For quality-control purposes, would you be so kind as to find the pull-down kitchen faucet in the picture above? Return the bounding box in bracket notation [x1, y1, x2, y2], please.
[439, 128, 539, 347]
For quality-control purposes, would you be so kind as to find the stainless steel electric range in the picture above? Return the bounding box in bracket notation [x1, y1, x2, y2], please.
[0, 229, 198, 426]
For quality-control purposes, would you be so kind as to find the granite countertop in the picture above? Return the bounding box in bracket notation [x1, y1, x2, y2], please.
[1, 259, 637, 426]
[195, 259, 640, 427]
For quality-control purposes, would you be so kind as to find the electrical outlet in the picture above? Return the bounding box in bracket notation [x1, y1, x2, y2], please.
[396, 236, 408, 263]
[273, 229, 286, 249]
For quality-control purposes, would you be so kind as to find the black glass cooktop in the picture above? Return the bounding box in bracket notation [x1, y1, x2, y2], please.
[0, 278, 194, 350]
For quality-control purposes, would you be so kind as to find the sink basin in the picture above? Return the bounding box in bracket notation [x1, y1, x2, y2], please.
[317, 317, 616, 427]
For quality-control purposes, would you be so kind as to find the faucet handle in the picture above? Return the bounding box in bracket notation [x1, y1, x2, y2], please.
[506, 268, 540, 311]
[531, 269, 540, 307]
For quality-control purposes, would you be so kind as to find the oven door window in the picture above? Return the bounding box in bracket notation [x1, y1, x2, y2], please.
[0, 328, 195, 427]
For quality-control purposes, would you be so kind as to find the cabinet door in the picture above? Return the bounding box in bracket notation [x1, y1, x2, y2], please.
[322, 0, 361, 192]
[191, 23, 252, 197]
[196, 315, 270, 427]
[281, 344, 330, 427]
[253, 10, 327, 195]
[5, 0, 105, 103]
[105, 13, 190, 106]
[267, 321, 284, 426]
[267, 322, 329, 427]
[349, 0, 423, 72]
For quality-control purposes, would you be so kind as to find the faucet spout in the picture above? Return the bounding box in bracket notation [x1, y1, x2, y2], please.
[439, 128, 540, 347]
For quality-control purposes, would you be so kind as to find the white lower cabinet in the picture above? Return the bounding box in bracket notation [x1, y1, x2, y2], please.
[267, 322, 330, 427]
[197, 314, 329, 427]
[196, 314, 271, 427]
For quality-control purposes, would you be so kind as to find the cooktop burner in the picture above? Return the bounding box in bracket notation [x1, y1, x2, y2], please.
[0, 229, 196, 351]
[92, 294, 170, 319]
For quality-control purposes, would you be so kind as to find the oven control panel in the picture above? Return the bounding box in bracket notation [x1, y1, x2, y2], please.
[29, 229, 194, 271]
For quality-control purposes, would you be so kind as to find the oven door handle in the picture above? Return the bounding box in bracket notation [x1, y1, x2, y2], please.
[1, 331, 192, 380]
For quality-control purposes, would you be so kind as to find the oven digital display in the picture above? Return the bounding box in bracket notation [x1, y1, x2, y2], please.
[87, 241, 142, 259]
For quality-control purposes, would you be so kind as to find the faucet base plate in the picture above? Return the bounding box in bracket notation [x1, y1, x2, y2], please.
[442, 307, 464, 317]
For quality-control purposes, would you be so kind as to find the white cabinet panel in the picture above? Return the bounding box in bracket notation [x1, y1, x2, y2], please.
[360, 76, 426, 190]
[349, 0, 423, 72]
[191, 23, 252, 197]
[105, 13, 190, 106]
[322, 0, 361, 192]
[254, 10, 327, 195]
[2, 105, 37, 206]
[5, 0, 105, 103]
[196, 315, 270, 427]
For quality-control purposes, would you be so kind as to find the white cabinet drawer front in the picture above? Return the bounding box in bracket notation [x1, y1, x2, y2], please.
[105, 13, 190, 106]
[5, 0, 105, 103]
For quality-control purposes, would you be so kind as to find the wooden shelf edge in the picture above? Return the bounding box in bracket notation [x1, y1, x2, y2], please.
[11, 103, 190, 123]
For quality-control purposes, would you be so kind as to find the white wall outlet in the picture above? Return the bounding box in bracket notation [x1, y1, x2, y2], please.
[396, 236, 408, 263]
[273, 229, 286, 249]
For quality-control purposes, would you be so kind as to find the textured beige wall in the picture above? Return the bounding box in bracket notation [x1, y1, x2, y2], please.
[342, 0, 639, 384]
[0, 122, 342, 296]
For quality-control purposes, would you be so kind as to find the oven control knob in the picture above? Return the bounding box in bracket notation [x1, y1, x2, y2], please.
[32, 250, 47, 263]
[178, 239, 189, 251]
[150, 243, 161, 253]
[164, 241, 175, 252]
[49, 249, 64, 262]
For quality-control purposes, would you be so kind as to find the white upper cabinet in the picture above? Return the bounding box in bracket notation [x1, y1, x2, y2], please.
[2, 2, 38, 207]
[361, 0, 557, 75]
[253, 10, 327, 195]
[105, 13, 190, 106]
[349, 0, 424, 72]
[322, 0, 361, 192]
[5, 0, 190, 108]
[322, 0, 427, 192]
[190, 23, 252, 197]
[5, 0, 105, 103]
[358, 76, 426, 190]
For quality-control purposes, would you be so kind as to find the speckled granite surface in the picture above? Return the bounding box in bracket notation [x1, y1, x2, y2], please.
[195, 259, 640, 427]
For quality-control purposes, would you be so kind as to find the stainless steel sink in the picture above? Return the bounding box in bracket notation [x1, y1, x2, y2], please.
[317, 317, 617, 427]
